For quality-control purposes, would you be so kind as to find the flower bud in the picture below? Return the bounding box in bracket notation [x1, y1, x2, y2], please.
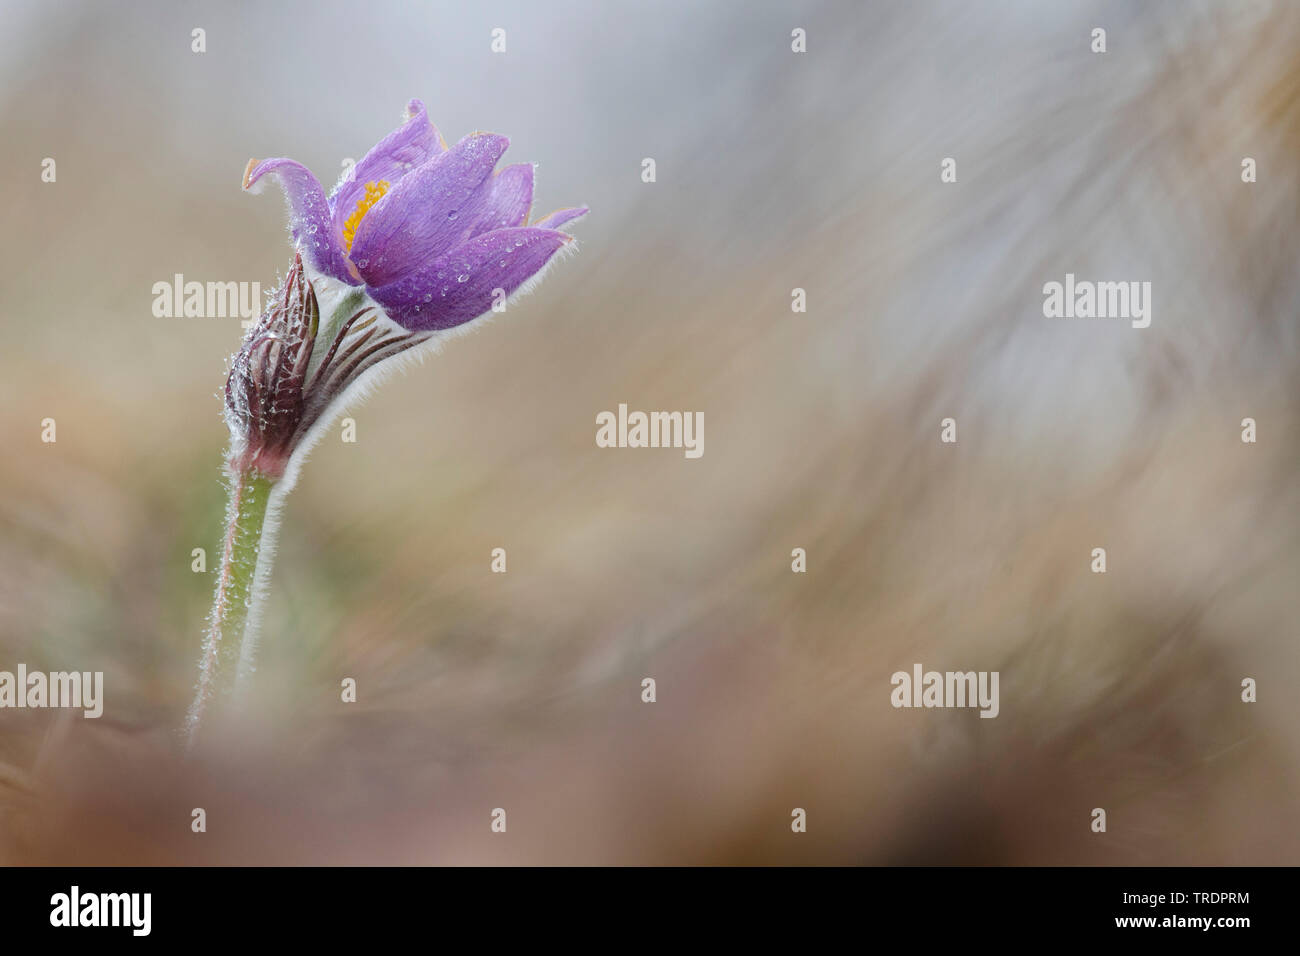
[225, 253, 318, 478]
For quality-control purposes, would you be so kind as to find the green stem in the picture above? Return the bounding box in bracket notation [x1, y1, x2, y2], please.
[185, 465, 275, 748]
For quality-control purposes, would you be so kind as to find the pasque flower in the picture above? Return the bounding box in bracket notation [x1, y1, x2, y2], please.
[187, 100, 585, 746]
[242, 97, 586, 331]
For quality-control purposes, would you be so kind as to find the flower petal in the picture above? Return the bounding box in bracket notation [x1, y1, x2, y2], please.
[531, 205, 589, 232]
[331, 98, 445, 229]
[460, 163, 535, 238]
[243, 158, 357, 284]
[368, 227, 571, 331]
[348, 132, 510, 288]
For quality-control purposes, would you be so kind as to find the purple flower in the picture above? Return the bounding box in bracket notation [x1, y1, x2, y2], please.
[226, 100, 586, 480]
[242, 98, 586, 331]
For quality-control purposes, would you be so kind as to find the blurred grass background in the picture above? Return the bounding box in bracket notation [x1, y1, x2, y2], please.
[0, 0, 1297, 863]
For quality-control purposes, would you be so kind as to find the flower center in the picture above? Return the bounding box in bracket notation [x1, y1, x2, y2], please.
[341, 180, 390, 252]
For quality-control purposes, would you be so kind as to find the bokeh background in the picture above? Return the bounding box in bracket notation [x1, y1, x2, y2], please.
[0, 0, 1297, 864]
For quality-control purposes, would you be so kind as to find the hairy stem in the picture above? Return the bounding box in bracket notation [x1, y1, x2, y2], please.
[185, 465, 276, 749]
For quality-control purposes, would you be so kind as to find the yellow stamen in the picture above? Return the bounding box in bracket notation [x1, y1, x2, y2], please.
[341, 180, 390, 252]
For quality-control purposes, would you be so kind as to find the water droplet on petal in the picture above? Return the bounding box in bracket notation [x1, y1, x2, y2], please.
[456, 274, 469, 282]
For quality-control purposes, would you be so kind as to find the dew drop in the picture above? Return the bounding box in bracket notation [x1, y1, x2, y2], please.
[456, 274, 469, 283]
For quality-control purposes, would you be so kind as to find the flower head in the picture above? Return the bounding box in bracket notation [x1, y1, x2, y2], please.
[242, 98, 586, 331]
[227, 100, 586, 479]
